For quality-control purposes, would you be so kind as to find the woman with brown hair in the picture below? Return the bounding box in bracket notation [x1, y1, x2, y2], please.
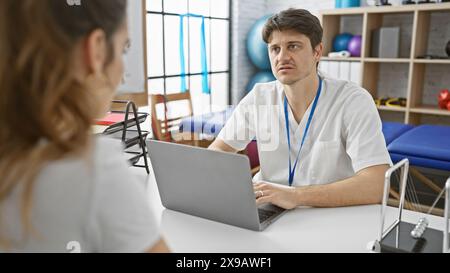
[0, 0, 169, 253]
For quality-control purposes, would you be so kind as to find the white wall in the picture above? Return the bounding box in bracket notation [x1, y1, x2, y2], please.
[266, 0, 335, 16]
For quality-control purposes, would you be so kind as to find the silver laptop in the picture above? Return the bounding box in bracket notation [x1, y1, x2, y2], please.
[147, 140, 287, 231]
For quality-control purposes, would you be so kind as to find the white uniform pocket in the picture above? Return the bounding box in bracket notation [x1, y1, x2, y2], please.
[309, 140, 343, 184]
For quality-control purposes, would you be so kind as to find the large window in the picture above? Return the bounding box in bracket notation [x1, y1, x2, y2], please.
[146, 0, 231, 115]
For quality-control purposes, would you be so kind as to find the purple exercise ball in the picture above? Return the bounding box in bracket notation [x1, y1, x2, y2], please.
[348, 35, 362, 57]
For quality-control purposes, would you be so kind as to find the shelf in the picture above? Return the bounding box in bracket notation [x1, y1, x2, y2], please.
[410, 106, 450, 116]
[365, 58, 410, 63]
[320, 3, 450, 16]
[321, 3, 450, 126]
[414, 59, 450, 64]
[377, 105, 407, 113]
[320, 9, 364, 16]
[321, 57, 362, 62]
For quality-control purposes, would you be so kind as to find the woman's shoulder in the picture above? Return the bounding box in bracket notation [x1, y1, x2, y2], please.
[93, 136, 126, 162]
[91, 136, 133, 182]
[37, 136, 129, 188]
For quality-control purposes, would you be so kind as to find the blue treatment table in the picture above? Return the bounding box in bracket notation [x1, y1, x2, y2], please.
[382, 122, 414, 145]
[180, 107, 235, 137]
[388, 125, 450, 171]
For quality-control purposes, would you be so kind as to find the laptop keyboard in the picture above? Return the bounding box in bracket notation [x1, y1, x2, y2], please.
[258, 208, 279, 223]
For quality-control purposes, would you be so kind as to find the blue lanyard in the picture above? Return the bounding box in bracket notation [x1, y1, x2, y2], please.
[284, 76, 323, 186]
[179, 14, 210, 94]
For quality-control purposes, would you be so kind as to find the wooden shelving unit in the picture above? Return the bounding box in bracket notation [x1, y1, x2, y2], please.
[377, 105, 407, 113]
[410, 105, 450, 116]
[320, 57, 362, 62]
[413, 59, 450, 64]
[320, 3, 450, 126]
[364, 58, 410, 63]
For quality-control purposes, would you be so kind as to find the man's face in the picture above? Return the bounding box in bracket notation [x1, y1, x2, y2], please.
[268, 30, 322, 85]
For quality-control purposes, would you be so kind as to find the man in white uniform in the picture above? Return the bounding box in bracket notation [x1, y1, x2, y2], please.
[209, 8, 392, 210]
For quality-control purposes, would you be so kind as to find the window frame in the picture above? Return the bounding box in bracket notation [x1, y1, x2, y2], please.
[146, 0, 233, 109]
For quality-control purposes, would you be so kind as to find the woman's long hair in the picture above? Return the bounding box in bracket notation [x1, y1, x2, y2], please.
[0, 0, 127, 247]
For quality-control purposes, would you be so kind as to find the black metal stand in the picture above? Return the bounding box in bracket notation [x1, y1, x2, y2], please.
[380, 222, 443, 253]
[102, 100, 150, 174]
[378, 0, 392, 5]
[373, 160, 450, 253]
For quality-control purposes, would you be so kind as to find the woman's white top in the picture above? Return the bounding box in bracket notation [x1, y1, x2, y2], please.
[1, 137, 159, 253]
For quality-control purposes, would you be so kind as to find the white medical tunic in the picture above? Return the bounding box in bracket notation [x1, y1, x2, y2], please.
[217, 75, 392, 186]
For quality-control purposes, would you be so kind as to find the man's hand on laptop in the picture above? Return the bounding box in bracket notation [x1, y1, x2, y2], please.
[254, 182, 298, 210]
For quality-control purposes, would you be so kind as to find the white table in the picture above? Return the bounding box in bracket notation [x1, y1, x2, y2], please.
[132, 166, 445, 253]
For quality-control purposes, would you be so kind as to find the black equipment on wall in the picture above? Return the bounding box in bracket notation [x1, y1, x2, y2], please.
[379, 0, 392, 5]
[446, 40, 450, 57]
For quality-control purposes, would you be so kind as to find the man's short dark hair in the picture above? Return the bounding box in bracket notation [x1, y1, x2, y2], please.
[262, 8, 323, 51]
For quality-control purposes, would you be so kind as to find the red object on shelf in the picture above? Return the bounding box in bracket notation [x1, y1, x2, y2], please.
[438, 89, 450, 110]
[95, 112, 127, 126]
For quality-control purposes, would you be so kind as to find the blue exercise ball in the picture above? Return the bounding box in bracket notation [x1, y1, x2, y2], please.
[333, 33, 353, 52]
[247, 15, 272, 70]
[246, 71, 276, 92]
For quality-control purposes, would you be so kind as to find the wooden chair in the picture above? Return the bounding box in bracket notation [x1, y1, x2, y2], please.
[150, 91, 200, 146]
